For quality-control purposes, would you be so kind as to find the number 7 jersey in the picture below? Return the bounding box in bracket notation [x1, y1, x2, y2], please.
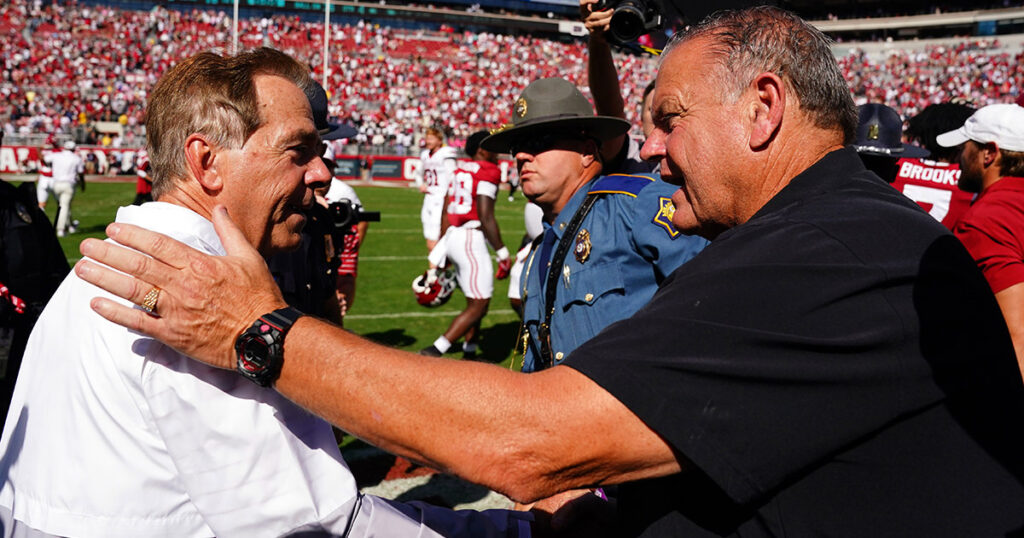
[892, 158, 974, 230]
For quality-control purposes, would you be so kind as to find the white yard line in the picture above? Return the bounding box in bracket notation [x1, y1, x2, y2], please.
[360, 255, 427, 261]
[347, 309, 516, 320]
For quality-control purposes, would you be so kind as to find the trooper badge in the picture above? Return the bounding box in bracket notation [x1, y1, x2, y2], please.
[574, 229, 591, 263]
[514, 97, 528, 118]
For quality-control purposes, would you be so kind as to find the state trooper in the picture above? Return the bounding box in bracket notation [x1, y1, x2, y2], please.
[481, 78, 707, 372]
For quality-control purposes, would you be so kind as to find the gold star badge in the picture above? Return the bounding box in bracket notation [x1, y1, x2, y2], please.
[653, 197, 680, 238]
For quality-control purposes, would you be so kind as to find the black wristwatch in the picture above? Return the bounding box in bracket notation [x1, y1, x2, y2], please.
[234, 306, 304, 387]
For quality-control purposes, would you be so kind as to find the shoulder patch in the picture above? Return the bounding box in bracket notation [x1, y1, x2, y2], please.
[589, 173, 656, 198]
[652, 196, 681, 239]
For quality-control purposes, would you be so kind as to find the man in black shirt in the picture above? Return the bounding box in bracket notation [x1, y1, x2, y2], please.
[75, 7, 1024, 536]
[0, 130, 70, 428]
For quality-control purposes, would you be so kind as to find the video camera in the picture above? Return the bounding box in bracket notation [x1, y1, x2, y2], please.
[327, 200, 381, 235]
[594, 0, 662, 43]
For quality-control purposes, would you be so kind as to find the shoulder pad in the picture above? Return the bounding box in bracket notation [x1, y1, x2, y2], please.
[588, 173, 656, 197]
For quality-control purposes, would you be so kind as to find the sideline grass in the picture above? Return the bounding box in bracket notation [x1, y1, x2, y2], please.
[23, 180, 529, 367]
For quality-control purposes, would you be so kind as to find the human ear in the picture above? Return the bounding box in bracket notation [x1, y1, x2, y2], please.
[982, 142, 999, 168]
[580, 138, 599, 168]
[748, 72, 785, 149]
[184, 134, 222, 192]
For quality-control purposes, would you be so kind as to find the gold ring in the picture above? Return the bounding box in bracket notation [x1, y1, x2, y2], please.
[140, 286, 161, 315]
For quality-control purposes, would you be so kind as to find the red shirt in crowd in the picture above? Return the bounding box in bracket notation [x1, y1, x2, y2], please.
[953, 176, 1024, 293]
[135, 150, 152, 196]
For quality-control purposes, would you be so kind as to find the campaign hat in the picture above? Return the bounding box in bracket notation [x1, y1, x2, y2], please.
[936, 103, 1024, 152]
[481, 78, 630, 153]
[852, 103, 928, 158]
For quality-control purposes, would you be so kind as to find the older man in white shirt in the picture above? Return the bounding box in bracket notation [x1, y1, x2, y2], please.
[0, 48, 530, 538]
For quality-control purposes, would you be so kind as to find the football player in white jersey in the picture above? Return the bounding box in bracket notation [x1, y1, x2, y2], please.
[416, 127, 458, 251]
[420, 131, 511, 358]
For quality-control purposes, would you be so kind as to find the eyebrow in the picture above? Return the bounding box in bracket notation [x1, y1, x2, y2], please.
[278, 127, 321, 147]
[652, 103, 679, 123]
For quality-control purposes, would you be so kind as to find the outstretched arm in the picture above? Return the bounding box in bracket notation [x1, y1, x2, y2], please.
[478, 195, 505, 254]
[581, 0, 626, 163]
[994, 282, 1024, 383]
[75, 206, 683, 502]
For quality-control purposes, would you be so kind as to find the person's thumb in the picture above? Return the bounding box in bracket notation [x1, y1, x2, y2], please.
[211, 205, 259, 260]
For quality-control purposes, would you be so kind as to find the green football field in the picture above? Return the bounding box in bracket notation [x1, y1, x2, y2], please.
[33, 180, 530, 369]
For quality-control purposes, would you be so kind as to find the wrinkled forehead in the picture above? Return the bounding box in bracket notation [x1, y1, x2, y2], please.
[652, 38, 728, 109]
[252, 74, 317, 139]
[255, 73, 312, 112]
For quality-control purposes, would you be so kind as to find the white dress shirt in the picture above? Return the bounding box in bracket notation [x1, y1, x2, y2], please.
[0, 203, 357, 538]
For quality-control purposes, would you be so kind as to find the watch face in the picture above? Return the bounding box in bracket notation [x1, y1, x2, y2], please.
[235, 308, 301, 386]
[239, 334, 273, 373]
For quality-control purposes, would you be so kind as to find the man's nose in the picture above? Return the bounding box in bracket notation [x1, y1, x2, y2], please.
[308, 156, 331, 188]
[639, 130, 665, 162]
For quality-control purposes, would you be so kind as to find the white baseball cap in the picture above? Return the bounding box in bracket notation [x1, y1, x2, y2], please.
[936, 103, 1024, 152]
[63, 140, 76, 150]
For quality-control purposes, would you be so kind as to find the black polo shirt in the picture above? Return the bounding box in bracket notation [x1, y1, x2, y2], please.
[565, 148, 1024, 536]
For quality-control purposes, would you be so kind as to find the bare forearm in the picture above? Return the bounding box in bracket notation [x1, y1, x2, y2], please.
[994, 283, 1024, 381]
[277, 317, 548, 497]
[440, 199, 451, 236]
[587, 36, 627, 162]
[479, 198, 504, 251]
[275, 317, 681, 501]
[355, 221, 368, 245]
[588, 36, 625, 120]
[482, 222, 504, 252]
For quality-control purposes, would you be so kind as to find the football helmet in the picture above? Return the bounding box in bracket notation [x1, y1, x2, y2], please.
[412, 267, 457, 307]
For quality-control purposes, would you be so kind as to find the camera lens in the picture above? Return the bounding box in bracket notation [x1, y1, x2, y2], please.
[610, 1, 647, 42]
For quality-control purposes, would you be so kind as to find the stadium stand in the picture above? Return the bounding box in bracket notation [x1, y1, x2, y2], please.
[1, 0, 1022, 156]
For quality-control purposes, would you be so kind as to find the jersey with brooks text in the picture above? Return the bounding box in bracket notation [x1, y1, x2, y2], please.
[447, 160, 500, 227]
[420, 146, 458, 200]
[892, 158, 973, 230]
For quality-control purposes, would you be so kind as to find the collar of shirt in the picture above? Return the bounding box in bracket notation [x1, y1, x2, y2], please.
[115, 202, 226, 256]
[979, 176, 1024, 202]
[739, 147, 863, 231]
[548, 175, 602, 242]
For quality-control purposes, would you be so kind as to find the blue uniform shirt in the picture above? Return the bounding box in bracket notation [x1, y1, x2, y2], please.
[519, 173, 707, 372]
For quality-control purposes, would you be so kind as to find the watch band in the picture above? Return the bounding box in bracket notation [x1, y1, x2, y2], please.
[235, 306, 304, 387]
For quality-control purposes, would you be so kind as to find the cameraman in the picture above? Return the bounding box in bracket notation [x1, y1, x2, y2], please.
[267, 181, 342, 323]
[581, 0, 657, 174]
[324, 170, 370, 319]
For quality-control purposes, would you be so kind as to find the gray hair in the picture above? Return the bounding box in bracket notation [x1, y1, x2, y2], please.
[662, 6, 857, 144]
[146, 47, 314, 197]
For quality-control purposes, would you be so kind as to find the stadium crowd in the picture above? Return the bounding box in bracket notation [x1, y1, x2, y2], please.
[2, 0, 1022, 154]
[840, 39, 1024, 118]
